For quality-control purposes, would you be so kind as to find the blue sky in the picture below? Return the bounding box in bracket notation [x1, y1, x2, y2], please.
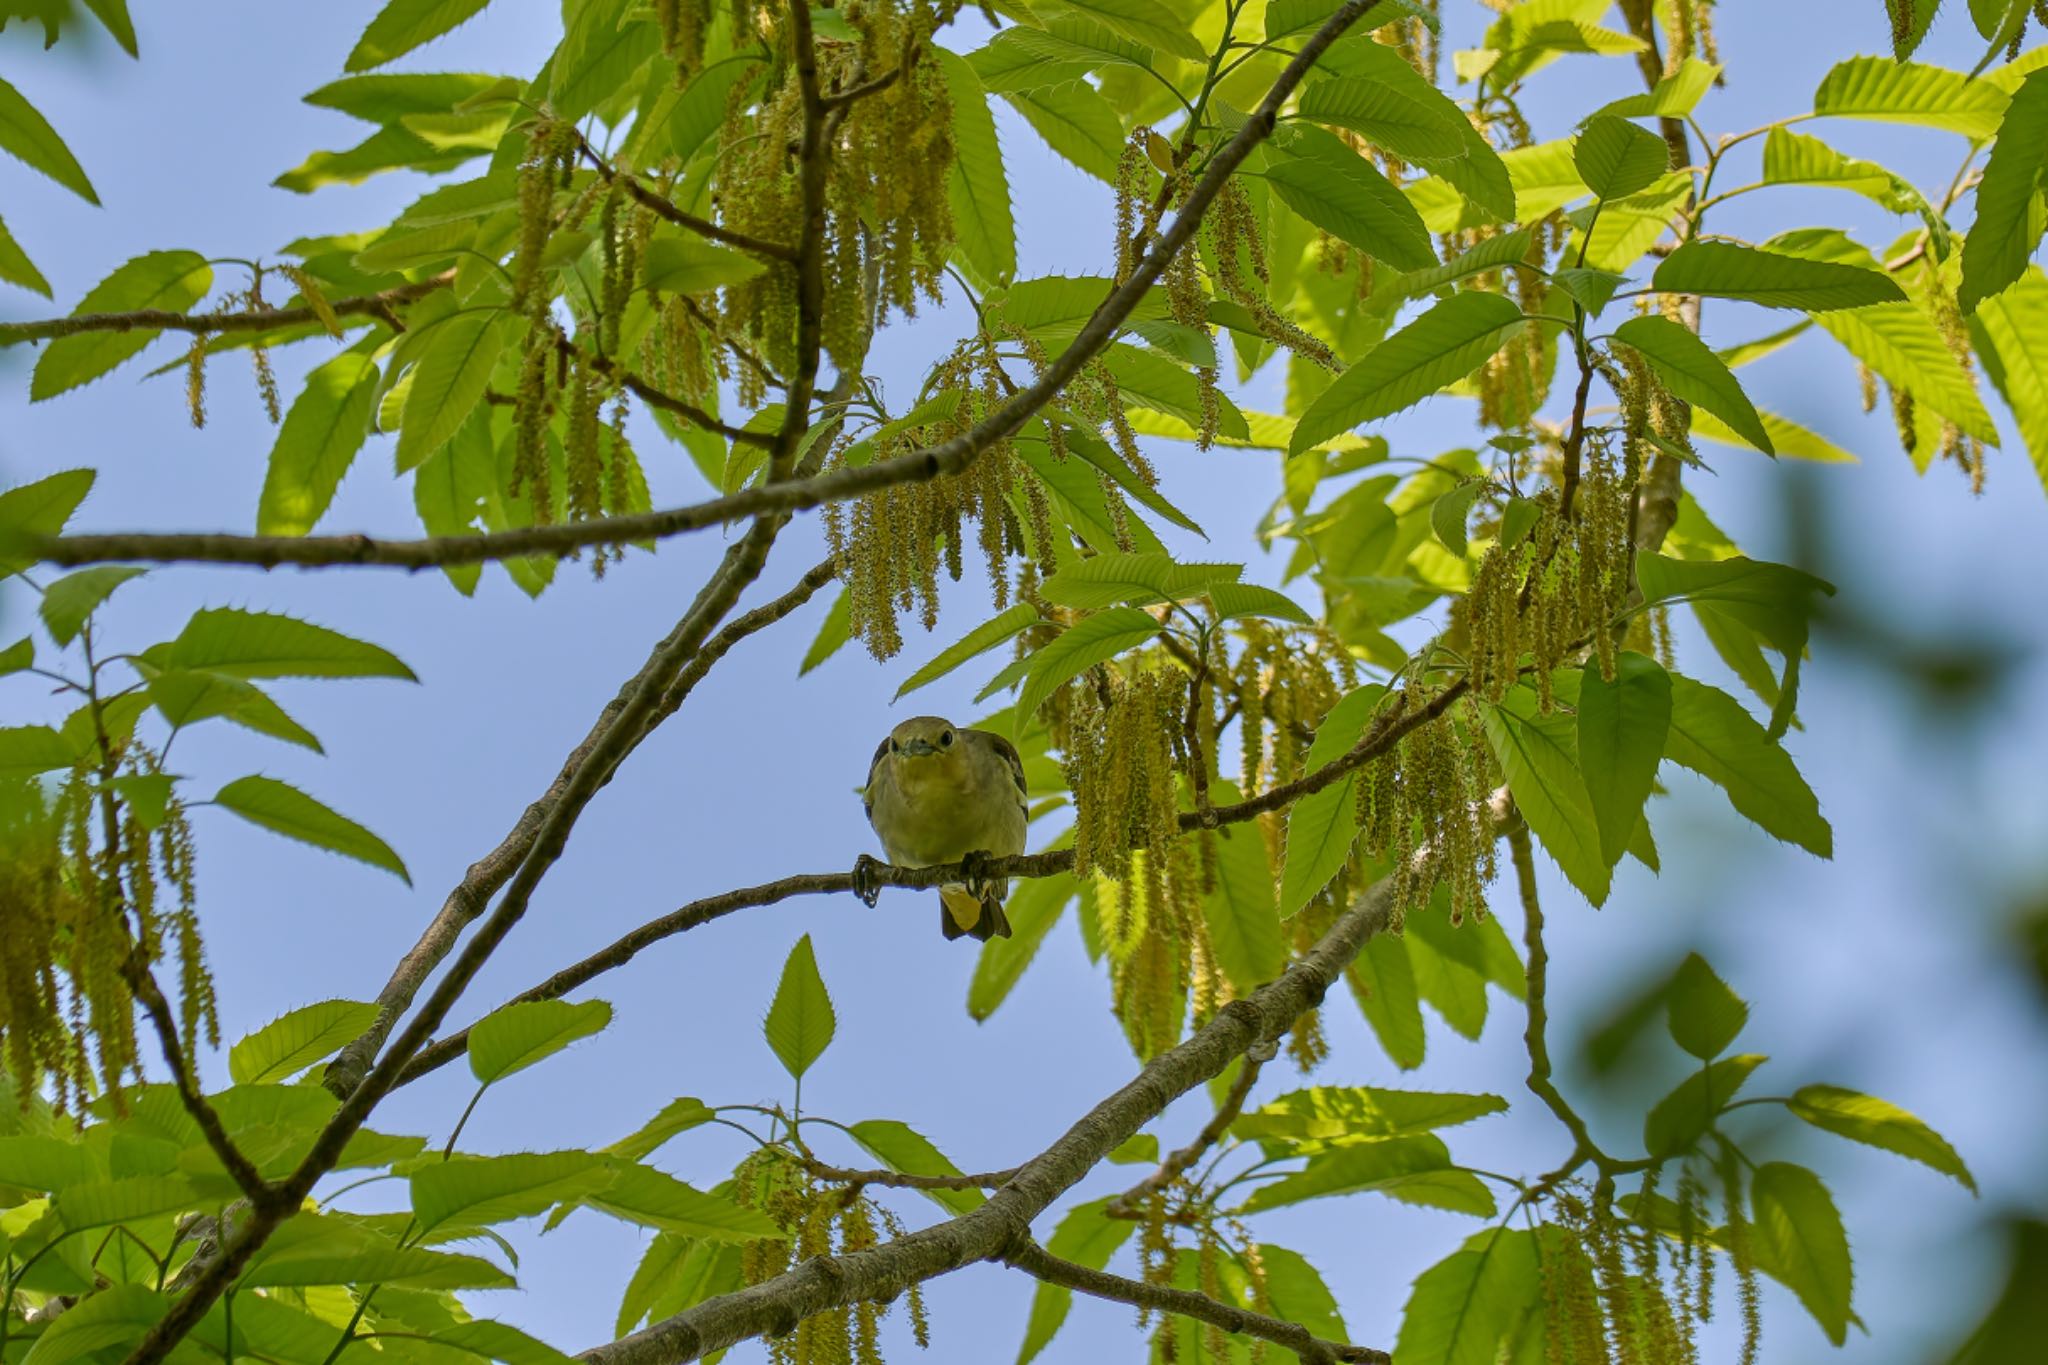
[4, 2, 2046, 1362]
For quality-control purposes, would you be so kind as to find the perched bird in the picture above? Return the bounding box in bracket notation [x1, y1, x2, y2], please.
[861, 715, 1027, 941]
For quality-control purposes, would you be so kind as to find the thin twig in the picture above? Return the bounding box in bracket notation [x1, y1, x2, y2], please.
[1104, 1046, 1268, 1219]
[567, 129, 797, 263]
[124, 963, 270, 1201]
[0, 274, 453, 345]
[803, 1160, 1017, 1192]
[1004, 1241, 1387, 1365]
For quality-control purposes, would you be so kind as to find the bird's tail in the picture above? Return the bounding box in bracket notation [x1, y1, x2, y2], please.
[939, 884, 1014, 942]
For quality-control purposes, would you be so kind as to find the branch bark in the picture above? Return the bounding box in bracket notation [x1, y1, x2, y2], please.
[1105, 1045, 1269, 1220]
[0, 273, 452, 344]
[1003, 1241, 1388, 1365]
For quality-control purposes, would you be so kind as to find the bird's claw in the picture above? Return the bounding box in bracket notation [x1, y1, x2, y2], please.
[852, 853, 885, 908]
[958, 849, 996, 887]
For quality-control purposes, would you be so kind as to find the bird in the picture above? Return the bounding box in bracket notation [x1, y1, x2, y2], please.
[859, 715, 1027, 941]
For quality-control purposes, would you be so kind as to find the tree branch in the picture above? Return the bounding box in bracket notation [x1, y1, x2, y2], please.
[1105, 1044, 1268, 1220]
[0, 273, 452, 345]
[1003, 1241, 1388, 1365]
[1508, 818, 1593, 1157]
[803, 1160, 1017, 1192]
[124, 961, 270, 1202]
[566, 129, 797, 264]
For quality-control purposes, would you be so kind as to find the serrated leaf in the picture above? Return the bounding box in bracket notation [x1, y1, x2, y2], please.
[763, 934, 835, 1081]
[1296, 78, 1468, 161]
[51, 1176, 199, 1230]
[0, 725, 79, 780]
[1292, 292, 1526, 454]
[970, 31, 1097, 93]
[424, 1321, 578, 1365]
[396, 309, 512, 472]
[347, 0, 492, 72]
[1812, 55, 2008, 140]
[1037, 553, 1240, 610]
[1393, 1228, 1541, 1365]
[1692, 407, 1856, 463]
[1664, 674, 1830, 855]
[257, 350, 380, 536]
[1348, 933, 1426, 1069]
[1788, 1084, 1975, 1191]
[1279, 685, 1383, 917]
[640, 237, 767, 296]
[1637, 554, 1834, 656]
[1666, 952, 1748, 1060]
[468, 999, 613, 1085]
[1062, 0, 1205, 60]
[1430, 482, 1484, 556]
[1235, 1086, 1507, 1147]
[38, 567, 144, 646]
[1594, 57, 1721, 118]
[165, 608, 415, 680]
[1240, 1134, 1464, 1212]
[1644, 1053, 1767, 1155]
[1761, 127, 1926, 214]
[31, 252, 212, 401]
[1017, 1197, 1135, 1365]
[0, 210, 52, 297]
[1369, 229, 1536, 313]
[604, 1097, 714, 1163]
[229, 1000, 380, 1085]
[1552, 265, 1627, 315]
[1005, 82, 1125, 183]
[848, 1119, 985, 1216]
[1577, 652, 1672, 867]
[1750, 1162, 1854, 1344]
[1265, 126, 1436, 272]
[664, 56, 764, 164]
[584, 1162, 783, 1241]
[1613, 315, 1774, 454]
[1015, 607, 1160, 722]
[18, 1284, 164, 1365]
[0, 468, 96, 575]
[939, 50, 1015, 287]
[1972, 265, 2048, 496]
[1814, 300, 2000, 444]
[0, 76, 98, 203]
[968, 872, 1076, 1022]
[1201, 813, 1285, 993]
[411, 1151, 611, 1233]
[212, 775, 411, 882]
[1573, 114, 1669, 201]
[896, 604, 1039, 699]
[1205, 581, 1312, 624]
[146, 671, 322, 752]
[1961, 70, 2048, 312]
[1653, 238, 1904, 311]
[1482, 690, 1610, 906]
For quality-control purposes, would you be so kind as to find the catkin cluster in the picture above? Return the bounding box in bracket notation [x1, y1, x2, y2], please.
[1202, 180, 1336, 373]
[1475, 229, 1560, 432]
[735, 1149, 928, 1365]
[0, 757, 214, 1114]
[1352, 700, 1499, 926]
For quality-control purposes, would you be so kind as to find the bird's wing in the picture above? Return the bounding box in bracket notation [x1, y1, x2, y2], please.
[971, 729, 1029, 817]
[862, 735, 891, 822]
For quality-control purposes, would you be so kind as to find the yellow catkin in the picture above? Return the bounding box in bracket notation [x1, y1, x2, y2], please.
[184, 334, 209, 429]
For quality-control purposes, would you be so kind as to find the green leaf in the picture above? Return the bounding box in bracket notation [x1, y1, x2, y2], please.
[1062, 0, 1206, 60]
[1291, 292, 1526, 454]
[1429, 482, 1484, 556]
[1643, 1052, 1767, 1155]
[666, 56, 765, 163]
[412, 1151, 611, 1233]
[1811, 55, 2009, 140]
[1595, 57, 1722, 118]
[1576, 652, 1672, 867]
[1200, 798, 1286, 993]
[165, 607, 415, 680]
[212, 775, 411, 883]
[939, 50, 1015, 287]
[969, 872, 1077, 1022]
[552, 3, 657, 123]
[1651, 239, 1905, 311]
[1107, 1133, 1158, 1165]
[1750, 1162, 1855, 1345]
[641, 237, 768, 296]
[1761, 127, 1927, 214]
[897, 605, 1039, 699]
[422, 1321, 578, 1365]
[229, 1000, 380, 1085]
[798, 589, 850, 677]
[969, 32, 1097, 94]
[1205, 582, 1313, 624]
[1817, 302, 2000, 445]
[1961, 70, 2048, 312]
[1234, 1087, 1506, 1146]
[1004, 82, 1124, 183]
[240, 1216, 514, 1289]
[1970, 265, 2048, 495]
[1692, 406, 1856, 463]
[0, 725, 78, 780]
[1481, 690, 1610, 906]
[1573, 115, 1669, 201]
[1370, 230, 1536, 315]
[1393, 1228, 1541, 1365]
[146, 671, 322, 752]
[991, 275, 1170, 340]
[257, 350, 381, 536]
[604, 1097, 714, 1162]
[1664, 674, 1830, 856]
[582, 1162, 783, 1241]
[0, 210, 52, 297]
[0, 636, 34, 677]
[1279, 685, 1383, 916]
[1636, 554, 1833, 656]
[1017, 1198, 1135, 1365]
[763, 934, 835, 1081]
[1241, 1134, 1481, 1213]
[19, 1285, 164, 1365]
[848, 1119, 985, 1216]
[1296, 78, 1468, 161]
[31, 252, 213, 401]
[38, 567, 145, 646]
[1613, 315, 1774, 454]
[0, 75, 98, 203]
[0, 468, 96, 575]
[395, 309, 512, 472]
[1016, 607, 1161, 722]
[1787, 1084, 1976, 1191]
[1348, 934, 1425, 1069]
[51, 1176, 199, 1231]
[1265, 126, 1436, 272]
[1037, 553, 1240, 610]
[468, 999, 614, 1084]
[347, 0, 492, 72]
[1666, 953, 1748, 1060]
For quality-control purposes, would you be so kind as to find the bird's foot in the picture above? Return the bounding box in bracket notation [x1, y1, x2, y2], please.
[958, 848, 997, 889]
[852, 853, 885, 908]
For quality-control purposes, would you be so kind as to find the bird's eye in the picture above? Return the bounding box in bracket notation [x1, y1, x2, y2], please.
[940, 730, 954, 746]
[888, 739, 898, 753]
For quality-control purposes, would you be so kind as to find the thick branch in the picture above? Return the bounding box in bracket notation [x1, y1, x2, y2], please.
[0, 273, 452, 345]
[1004, 1241, 1387, 1365]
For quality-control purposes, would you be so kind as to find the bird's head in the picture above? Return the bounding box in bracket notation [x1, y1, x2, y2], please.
[885, 715, 960, 761]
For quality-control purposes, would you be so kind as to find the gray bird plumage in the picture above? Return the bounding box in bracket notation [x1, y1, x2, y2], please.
[862, 715, 1027, 941]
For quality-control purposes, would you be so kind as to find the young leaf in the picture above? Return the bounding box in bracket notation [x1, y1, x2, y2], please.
[847, 1119, 985, 1215]
[1576, 652, 1672, 866]
[1787, 1084, 1976, 1191]
[258, 350, 381, 536]
[1430, 481, 1484, 556]
[1664, 674, 1831, 856]
[640, 238, 767, 295]
[347, 0, 493, 72]
[968, 871, 1077, 1022]
[1392, 1227, 1541, 1365]
[1612, 315, 1774, 454]
[229, 1000, 381, 1085]
[0, 76, 99, 203]
[581, 1163, 783, 1240]
[1240, 1134, 1464, 1212]
[1291, 292, 1526, 454]
[1296, 78, 1470, 162]
[604, 1097, 714, 1163]
[0, 724, 79, 780]
[0, 636, 32, 677]
[763, 934, 835, 1082]
[1036, 553, 1240, 610]
[1279, 685, 1384, 917]
[1481, 691, 1610, 906]
[0, 210, 51, 298]
[1061, 0, 1206, 61]
[38, 566, 145, 646]
[467, 999, 614, 1085]
[1751, 1162, 1855, 1345]
[1643, 1052, 1768, 1155]
[31, 252, 213, 401]
[1573, 115, 1669, 201]
[1960, 70, 2048, 313]
[939, 50, 1015, 287]
[0, 468, 96, 574]
[1348, 934, 1426, 1070]
[896, 603, 1040, 699]
[165, 608, 416, 680]
[1651, 240, 1905, 311]
[1594, 57, 1722, 118]
[1636, 554, 1833, 656]
[798, 589, 850, 677]
[1811, 55, 2008, 140]
[410, 1151, 611, 1234]
[146, 671, 322, 752]
[1969, 266, 2048, 494]
[1264, 126, 1437, 272]
[1015, 608, 1161, 723]
[395, 309, 512, 472]
[1665, 952, 1748, 1060]
[211, 775, 411, 883]
[1234, 1087, 1507, 1146]
[1017, 1197, 1135, 1365]
[1005, 82, 1124, 183]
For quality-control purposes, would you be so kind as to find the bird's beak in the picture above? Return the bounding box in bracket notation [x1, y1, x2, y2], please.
[899, 738, 938, 757]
